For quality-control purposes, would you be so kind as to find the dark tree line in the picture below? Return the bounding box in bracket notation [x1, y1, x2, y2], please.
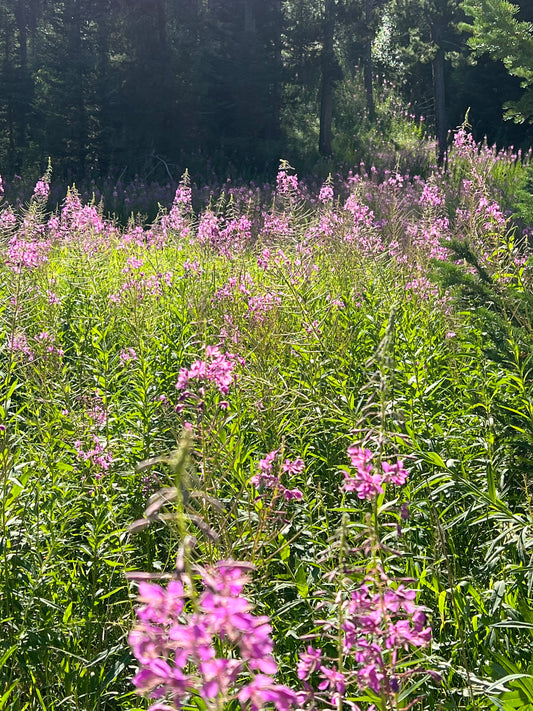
[0, 0, 532, 181]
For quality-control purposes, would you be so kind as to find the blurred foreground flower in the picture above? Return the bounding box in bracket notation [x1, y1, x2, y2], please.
[129, 560, 298, 711]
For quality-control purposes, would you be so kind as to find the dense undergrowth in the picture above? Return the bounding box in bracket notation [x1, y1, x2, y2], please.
[1, 132, 533, 711]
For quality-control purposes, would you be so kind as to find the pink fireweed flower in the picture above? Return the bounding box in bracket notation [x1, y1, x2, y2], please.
[183, 259, 203, 274]
[129, 561, 296, 711]
[7, 332, 35, 361]
[336, 571, 432, 697]
[33, 180, 50, 200]
[319, 183, 334, 203]
[160, 178, 192, 241]
[251, 451, 304, 503]
[122, 256, 144, 273]
[250, 451, 279, 489]
[46, 290, 62, 305]
[384, 617, 431, 650]
[259, 450, 278, 475]
[381, 460, 409, 486]
[282, 457, 304, 475]
[238, 674, 298, 711]
[420, 183, 443, 207]
[342, 467, 384, 500]
[120, 347, 138, 365]
[137, 580, 185, 626]
[318, 666, 346, 694]
[0, 208, 16, 232]
[176, 346, 240, 396]
[357, 662, 385, 694]
[347, 446, 373, 473]
[276, 168, 299, 197]
[257, 248, 271, 270]
[200, 658, 241, 699]
[174, 184, 192, 208]
[297, 647, 322, 680]
[283, 488, 303, 501]
[7, 234, 50, 272]
[74, 435, 113, 474]
[343, 446, 409, 499]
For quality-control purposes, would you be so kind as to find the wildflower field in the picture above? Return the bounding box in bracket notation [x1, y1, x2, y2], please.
[2, 133, 533, 711]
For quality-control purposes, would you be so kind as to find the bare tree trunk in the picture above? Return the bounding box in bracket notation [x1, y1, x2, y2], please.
[95, 0, 111, 174]
[154, 0, 166, 47]
[244, 0, 256, 34]
[15, 0, 28, 147]
[4, 25, 15, 160]
[269, 0, 283, 140]
[431, 22, 447, 167]
[68, 0, 87, 171]
[319, 0, 336, 156]
[363, 0, 375, 120]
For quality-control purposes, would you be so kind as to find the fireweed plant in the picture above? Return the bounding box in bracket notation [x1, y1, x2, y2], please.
[127, 435, 432, 711]
[1, 132, 533, 710]
[296, 444, 434, 711]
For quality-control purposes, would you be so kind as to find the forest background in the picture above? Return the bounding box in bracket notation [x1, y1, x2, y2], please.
[2, 0, 533, 198]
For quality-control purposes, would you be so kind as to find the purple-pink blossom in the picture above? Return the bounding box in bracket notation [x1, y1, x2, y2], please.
[33, 180, 50, 200]
[129, 561, 296, 711]
[343, 446, 410, 499]
[251, 451, 305, 503]
[297, 646, 322, 680]
[176, 346, 240, 396]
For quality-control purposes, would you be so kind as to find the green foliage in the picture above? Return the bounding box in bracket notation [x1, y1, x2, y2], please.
[332, 70, 433, 172]
[461, 0, 533, 122]
[2, 145, 533, 709]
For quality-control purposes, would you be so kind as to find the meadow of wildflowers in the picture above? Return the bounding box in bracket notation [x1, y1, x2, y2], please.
[1, 132, 533, 711]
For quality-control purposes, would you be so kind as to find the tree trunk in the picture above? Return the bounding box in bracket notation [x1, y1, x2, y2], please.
[269, 0, 283, 140]
[67, 0, 87, 171]
[154, 0, 167, 48]
[319, 0, 336, 156]
[95, 0, 111, 174]
[3, 24, 15, 162]
[431, 22, 447, 168]
[15, 0, 28, 148]
[244, 0, 256, 34]
[363, 0, 375, 121]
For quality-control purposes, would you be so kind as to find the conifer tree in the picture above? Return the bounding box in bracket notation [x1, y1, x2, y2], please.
[461, 0, 533, 122]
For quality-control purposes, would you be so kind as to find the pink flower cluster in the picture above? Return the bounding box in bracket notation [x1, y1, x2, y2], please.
[120, 347, 138, 365]
[109, 271, 173, 305]
[8, 332, 35, 361]
[420, 183, 443, 208]
[262, 213, 294, 241]
[276, 168, 299, 198]
[247, 292, 282, 322]
[176, 346, 240, 396]
[318, 183, 334, 204]
[250, 451, 304, 502]
[342, 446, 408, 499]
[33, 330, 64, 358]
[475, 196, 506, 231]
[33, 180, 50, 200]
[74, 434, 113, 477]
[197, 212, 252, 258]
[404, 276, 440, 301]
[160, 180, 193, 241]
[7, 233, 50, 272]
[298, 571, 431, 702]
[129, 561, 297, 711]
[0, 207, 16, 232]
